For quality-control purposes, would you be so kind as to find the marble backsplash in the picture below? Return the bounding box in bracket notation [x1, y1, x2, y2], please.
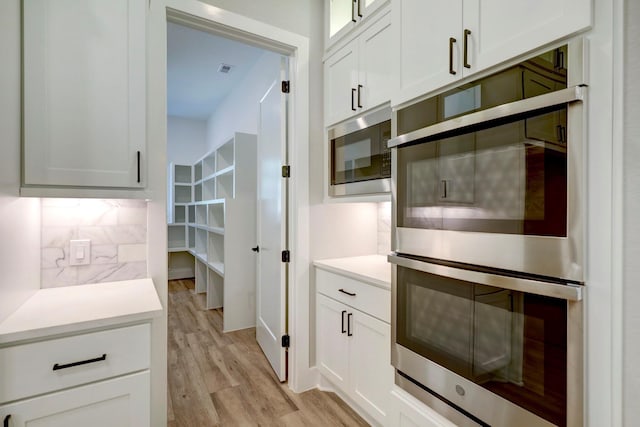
[378, 201, 391, 255]
[41, 199, 147, 288]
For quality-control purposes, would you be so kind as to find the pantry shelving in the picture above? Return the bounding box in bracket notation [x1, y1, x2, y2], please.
[174, 132, 257, 332]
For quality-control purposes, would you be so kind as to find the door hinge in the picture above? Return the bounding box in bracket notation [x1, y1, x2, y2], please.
[281, 80, 290, 93]
[282, 165, 290, 178]
[281, 250, 290, 263]
[281, 335, 290, 348]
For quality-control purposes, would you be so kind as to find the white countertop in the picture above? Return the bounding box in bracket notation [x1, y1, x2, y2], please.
[0, 278, 163, 345]
[313, 254, 391, 289]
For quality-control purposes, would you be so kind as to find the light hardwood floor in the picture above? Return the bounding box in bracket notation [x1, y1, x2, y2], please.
[167, 278, 369, 427]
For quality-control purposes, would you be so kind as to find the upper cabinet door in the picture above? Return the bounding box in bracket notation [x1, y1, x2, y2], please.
[327, 0, 357, 47]
[392, 0, 591, 107]
[359, 12, 392, 113]
[393, 0, 462, 107]
[326, 0, 389, 49]
[325, 39, 359, 126]
[463, 0, 592, 75]
[23, 0, 146, 189]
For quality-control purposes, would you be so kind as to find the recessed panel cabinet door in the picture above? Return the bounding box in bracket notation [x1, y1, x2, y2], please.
[0, 372, 150, 427]
[463, 0, 591, 76]
[393, 0, 462, 106]
[23, 0, 146, 188]
[316, 294, 350, 390]
[325, 39, 359, 126]
[350, 309, 392, 425]
[359, 12, 392, 113]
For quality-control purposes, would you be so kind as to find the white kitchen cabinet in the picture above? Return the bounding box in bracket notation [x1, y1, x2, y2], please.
[315, 265, 393, 426]
[326, 0, 388, 49]
[392, 0, 591, 106]
[0, 372, 150, 427]
[0, 323, 152, 427]
[22, 0, 146, 192]
[316, 294, 350, 391]
[325, 11, 392, 126]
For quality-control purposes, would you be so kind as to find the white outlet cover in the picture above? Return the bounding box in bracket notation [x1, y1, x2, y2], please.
[69, 239, 91, 266]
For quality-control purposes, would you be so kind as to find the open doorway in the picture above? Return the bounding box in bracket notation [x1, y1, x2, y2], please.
[165, 18, 291, 422]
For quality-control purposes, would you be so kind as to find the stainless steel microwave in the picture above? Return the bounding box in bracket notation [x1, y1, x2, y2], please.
[328, 107, 392, 197]
[389, 39, 587, 282]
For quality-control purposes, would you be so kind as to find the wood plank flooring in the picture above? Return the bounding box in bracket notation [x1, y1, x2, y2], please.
[168, 278, 369, 427]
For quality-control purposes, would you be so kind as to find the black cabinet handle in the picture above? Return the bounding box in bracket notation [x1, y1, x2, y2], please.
[341, 310, 347, 333]
[351, 0, 356, 22]
[136, 151, 141, 183]
[347, 313, 353, 336]
[251, 246, 260, 252]
[357, 84, 363, 108]
[4, 415, 11, 427]
[53, 354, 107, 371]
[357, 0, 362, 17]
[339, 288, 356, 297]
[449, 37, 457, 75]
[463, 29, 471, 69]
[351, 88, 357, 111]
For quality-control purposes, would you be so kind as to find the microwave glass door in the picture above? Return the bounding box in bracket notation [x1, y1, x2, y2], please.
[397, 106, 568, 237]
[396, 265, 567, 427]
[331, 120, 391, 185]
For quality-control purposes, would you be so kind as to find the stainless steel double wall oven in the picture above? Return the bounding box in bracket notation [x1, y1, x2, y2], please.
[388, 40, 587, 427]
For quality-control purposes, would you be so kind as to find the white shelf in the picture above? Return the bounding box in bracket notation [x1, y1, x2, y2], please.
[171, 133, 257, 332]
[207, 261, 225, 277]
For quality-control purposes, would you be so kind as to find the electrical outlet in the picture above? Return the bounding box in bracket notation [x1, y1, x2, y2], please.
[69, 239, 91, 266]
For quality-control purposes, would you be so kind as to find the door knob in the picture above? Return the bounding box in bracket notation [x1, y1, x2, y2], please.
[251, 246, 260, 253]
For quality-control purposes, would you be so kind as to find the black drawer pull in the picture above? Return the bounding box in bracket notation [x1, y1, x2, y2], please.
[341, 310, 347, 333]
[339, 288, 356, 297]
[347, 312, 353, 336]
[4, 414, 11, 427]
[53, 354, 107, 371]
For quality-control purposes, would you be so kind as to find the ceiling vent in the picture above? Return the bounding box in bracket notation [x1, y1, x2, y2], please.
[218, 63, 233, 74]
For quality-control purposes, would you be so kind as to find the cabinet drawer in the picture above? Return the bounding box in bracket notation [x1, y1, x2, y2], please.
[316, 268, 390, 322]
[0, 323, 150, 403]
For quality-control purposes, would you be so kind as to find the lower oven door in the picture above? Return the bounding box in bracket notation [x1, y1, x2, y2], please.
[389, 254, 583, 427]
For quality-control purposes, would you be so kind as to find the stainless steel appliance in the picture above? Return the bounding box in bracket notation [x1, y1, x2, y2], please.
[328, 106, 392, 196]
[389, 40, 586, 282]
[390, 254, 583, 427]
[388, 40, 587, 427]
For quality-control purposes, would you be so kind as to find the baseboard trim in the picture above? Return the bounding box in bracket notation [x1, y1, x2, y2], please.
[168, 267, 195, 281]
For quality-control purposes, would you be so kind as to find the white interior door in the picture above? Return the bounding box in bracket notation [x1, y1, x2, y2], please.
[256, 62, 288, 381]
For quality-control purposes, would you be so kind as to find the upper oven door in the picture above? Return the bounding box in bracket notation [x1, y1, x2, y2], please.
[391, 85, 585, 282]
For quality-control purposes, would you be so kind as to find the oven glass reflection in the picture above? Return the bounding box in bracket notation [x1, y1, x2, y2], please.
[397, 266, 567, 427]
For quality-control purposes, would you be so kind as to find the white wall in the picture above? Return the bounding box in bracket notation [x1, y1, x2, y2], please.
[623, 0, 640, 424]
[167, 116, 208, 165]
[0, 0, 41, 322]
[205, 51, 281, 150]
[199, 0, 317, 39]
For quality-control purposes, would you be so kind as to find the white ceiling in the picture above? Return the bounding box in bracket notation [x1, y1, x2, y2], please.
[167, 22, 265, 120]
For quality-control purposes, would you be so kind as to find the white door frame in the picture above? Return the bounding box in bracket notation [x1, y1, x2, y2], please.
[147, 1, 313, 423]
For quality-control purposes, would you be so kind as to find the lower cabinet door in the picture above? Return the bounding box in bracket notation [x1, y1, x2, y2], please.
[349, 309, 392, 425]
[0, 371, 150, 427]
[316, 294, 350, 391]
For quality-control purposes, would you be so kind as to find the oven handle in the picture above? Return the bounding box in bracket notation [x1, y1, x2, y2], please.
[388, 85, 586, 149]
[388, 254, 583, 301]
